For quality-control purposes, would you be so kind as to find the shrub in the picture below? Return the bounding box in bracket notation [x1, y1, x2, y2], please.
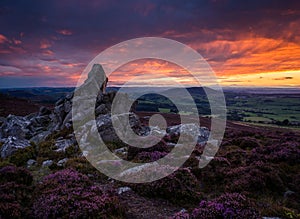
[173, 210, 190, 219]
[0, 165, 33, 185]
[238, 137, 261, 150]
[9, 144, 36, 166]
[135, 151, 168, 162]
[37, 140, 65, 162]
[32, 169, 124, 218]
[65, 157, 99, 175]
[250, 141, 300, 165]
[190, 193, 260, 219]
[131, 167, 202, 204]
[0, 165, 33, 218]
[225, 161, 285, 194]
[127, 137, 170, 160]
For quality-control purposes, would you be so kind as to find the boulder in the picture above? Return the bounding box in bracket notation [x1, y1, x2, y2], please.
[117, 186, 132, 195]
[42, 160, 53, 167]
[0, 115, 31, 139]
[166, 124, 210, 144]
[0, 136, 31, 158]
[30, 130, 52, 144]
[57, 158, 69, 167]
[54, 137, 76, 152]
[27, 159, 37, 168]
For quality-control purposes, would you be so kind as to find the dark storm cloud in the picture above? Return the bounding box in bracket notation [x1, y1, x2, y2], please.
[0, 0, 300, 87]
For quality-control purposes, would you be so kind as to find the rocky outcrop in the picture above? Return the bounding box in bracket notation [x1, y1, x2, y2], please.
[0, 63, 210, 160]
[166, 124, 210, 144]
[0, 136, 31, 158]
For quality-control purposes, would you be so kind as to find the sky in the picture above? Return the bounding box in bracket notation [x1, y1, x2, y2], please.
[0, 0, 300, 88]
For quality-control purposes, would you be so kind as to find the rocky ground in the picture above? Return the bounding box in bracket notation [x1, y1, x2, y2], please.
[0, 65, 299, 218]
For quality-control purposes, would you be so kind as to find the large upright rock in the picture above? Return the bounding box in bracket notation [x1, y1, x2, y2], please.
[75, 64, 107, 98]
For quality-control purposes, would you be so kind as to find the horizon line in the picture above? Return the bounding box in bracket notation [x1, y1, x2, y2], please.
[0, 85, 299, 89]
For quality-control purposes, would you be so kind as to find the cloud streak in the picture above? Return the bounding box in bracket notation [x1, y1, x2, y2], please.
[0, 0, 299, 87]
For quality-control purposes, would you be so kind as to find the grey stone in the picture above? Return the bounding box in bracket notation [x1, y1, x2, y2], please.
[64, 101, 72, 113]
[42, 160, 53, 167]
[62, 111, 72, 129]
[30, 131, 51, 144]
[96, 114, 112, 131]
[55, 98, 64, 106]
[114, 147, 128, 156]
[95, 104, 107, 116]
[57, 158, 69, 167]
[75, 64, 106, 97]
[117, 186, 132, 195]
[166, 124, 209, 144]
[284, 190, 295, 198]
[34, 115, 51, 126]
[65, 92, 74, 101]
[39, 106, 51, 116]
[27, 159, 37, 168]
[54, 137, 76, 152]
[0, 136, 31, 158]
[0, 115, 31, 139]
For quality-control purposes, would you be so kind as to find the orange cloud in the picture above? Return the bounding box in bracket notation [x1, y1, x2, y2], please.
[189, 37, 300, 78]
[109, 59, 199, 87]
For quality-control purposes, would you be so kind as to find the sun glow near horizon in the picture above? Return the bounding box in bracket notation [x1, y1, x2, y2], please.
[106, 59, 300, 88]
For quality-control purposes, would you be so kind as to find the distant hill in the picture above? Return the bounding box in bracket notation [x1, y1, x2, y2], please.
[0, 93, 42, 117]
[0, 87, 74, 104]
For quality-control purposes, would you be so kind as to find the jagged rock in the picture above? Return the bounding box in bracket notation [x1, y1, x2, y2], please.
[30, 115, 51, 128]
[55, 98, 64, 106]
[39, 106, 51, 116]
[0, 115, 31, 139]
[57, 158, 68, 167]
[42, 160, 53, 167]
[54, 137, 76, 152]
[62, 111, 72, 129]
[96, 93, 103, 106]
[75, 64, 107, 97]
[64, 101, 72, 113]
[54, 104, 65, 121]
[81, 150, 89, 157]
[166, 124, 210, 144]
[0, 136, 31, 158]
[30, 130, 51, 144]
[97, 114, 113, 132]
[65, 92, 74, 101]
[95, 104, 107, 116]
[150, 126, 166, 136]
[95, 113, 140, 143]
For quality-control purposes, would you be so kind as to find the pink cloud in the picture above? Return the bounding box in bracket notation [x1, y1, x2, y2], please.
[0, 34, 8, 44]
[56, 29, 73, 36]
[40, 39, 52, 49]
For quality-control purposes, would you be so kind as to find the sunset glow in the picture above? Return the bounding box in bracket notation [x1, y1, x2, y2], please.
[0, 1, 299, 88]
